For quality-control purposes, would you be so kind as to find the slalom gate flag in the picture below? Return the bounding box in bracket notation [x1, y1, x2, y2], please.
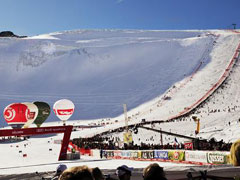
[174, 137, 179, 144]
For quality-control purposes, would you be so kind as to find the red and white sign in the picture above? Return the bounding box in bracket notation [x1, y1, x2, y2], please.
[3, 103, 29, 128]
[57, 109, 74, 116]
[184, 142, 193, 150]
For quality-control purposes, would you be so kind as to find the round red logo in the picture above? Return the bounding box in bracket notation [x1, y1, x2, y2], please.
[4, 107, 16, 122]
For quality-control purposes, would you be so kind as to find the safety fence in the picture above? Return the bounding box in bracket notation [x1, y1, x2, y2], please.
[99, 149, 230, 166]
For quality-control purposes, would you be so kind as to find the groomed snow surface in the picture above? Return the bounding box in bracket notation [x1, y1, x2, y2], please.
[0, 29, 240, 175]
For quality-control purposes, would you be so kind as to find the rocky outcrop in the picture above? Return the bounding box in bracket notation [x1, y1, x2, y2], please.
[0, 31, 27, 38]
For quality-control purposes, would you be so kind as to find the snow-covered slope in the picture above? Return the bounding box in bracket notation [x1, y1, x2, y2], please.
[1, 29, 240, 140]
[0, 30, 237, 126]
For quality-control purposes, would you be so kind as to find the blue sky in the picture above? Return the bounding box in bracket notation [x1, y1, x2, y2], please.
[0, 0, 240, 36]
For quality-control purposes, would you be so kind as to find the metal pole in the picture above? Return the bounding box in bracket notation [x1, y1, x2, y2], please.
[160, 128, 163, 146]
[123, 104, 128, 132]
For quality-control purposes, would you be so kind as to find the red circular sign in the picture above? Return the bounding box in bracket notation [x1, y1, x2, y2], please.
[3, 103, 29, 125]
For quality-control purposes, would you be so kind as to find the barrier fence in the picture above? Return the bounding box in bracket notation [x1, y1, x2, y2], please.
[98, 149, 230, 166]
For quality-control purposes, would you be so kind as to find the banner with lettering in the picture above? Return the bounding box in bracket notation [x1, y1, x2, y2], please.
[207, 152, 229, 164]
[154, 150, 168, 160]
[104, 150, 114, 158]
[130, 151, 139, 158]
[121, 150, 131, 158]
[185, 150, 208, 163]
[113, 150, 122, 159]
[141, 150, 154, 159]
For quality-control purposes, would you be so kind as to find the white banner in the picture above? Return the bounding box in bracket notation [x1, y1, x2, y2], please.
[185, 150, 208, 163]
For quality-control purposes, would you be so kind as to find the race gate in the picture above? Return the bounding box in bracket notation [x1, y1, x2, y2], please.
[0, 125, 73, 160]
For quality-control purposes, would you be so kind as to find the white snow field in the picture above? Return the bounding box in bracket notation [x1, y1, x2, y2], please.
[0, 29, 240, 175]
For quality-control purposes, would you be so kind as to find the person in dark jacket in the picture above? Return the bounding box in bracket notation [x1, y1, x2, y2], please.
[116, 165, 133, 180]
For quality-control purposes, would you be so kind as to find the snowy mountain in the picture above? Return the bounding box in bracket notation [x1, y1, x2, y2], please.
[0, 29, 240, 140]
[1, 29, 238, 127]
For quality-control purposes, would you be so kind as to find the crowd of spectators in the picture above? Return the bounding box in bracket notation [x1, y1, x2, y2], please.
[52, 163, 167, 180]
[72, 135, 232, 151]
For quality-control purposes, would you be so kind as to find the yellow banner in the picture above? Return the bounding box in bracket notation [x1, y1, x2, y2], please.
[123, 131, 133, 143]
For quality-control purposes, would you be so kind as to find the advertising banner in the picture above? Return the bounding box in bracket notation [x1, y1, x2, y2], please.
[141, 151, 154, 159]
[185, 150, 208, 163]
[91, 149, 100, 158]
[184, 142, 193, 150]
[114, 150, 122, 158]
[154, 150, 168, 160]
[130, 151, 139, 158]
[137, 151, 142, 158]
[168, 150, 185, 161]
[207, 152, 229, 164]
[123, 131, 133, 144]
[121, 150, 131, 158]
[104, 150, 114, 158]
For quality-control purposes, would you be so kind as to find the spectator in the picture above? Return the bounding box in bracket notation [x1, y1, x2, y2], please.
[116, 165, 133, 180]
[143, 163, 167, 180]
[100, 149, 103, 159]
[92, 167, 117, 180]
[51, 164, 67, 180]
[92, 167, 104, 180]
[230, 139, 240, 166]
[59, 165, 94, 180]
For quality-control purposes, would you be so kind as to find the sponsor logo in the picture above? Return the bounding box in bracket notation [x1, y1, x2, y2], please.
[185, 151, 207, 162]
[131, 151, 138, 158]
[36, 129, 44, 133]
[12, 130, 24, 135]
[184, 142, 193, 150]
[208, 153, 226, 164]
[154, 151, 168, 159]
[141, 151, 154, 159]
[42, 110, 50, 115]
[27, 112, 36, 120]
[174, 152, 179, 159]
[4, 107, 16, 122]
[56, 109, 74, 116]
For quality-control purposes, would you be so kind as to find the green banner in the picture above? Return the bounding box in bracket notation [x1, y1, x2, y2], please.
[168, 150, 185, 161]
[207, 152, 228, 164]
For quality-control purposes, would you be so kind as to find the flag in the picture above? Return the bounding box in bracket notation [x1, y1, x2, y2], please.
[174, 137, 178, 144]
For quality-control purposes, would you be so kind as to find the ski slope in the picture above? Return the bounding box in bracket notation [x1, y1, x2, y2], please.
[0, 29, 229, 125]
